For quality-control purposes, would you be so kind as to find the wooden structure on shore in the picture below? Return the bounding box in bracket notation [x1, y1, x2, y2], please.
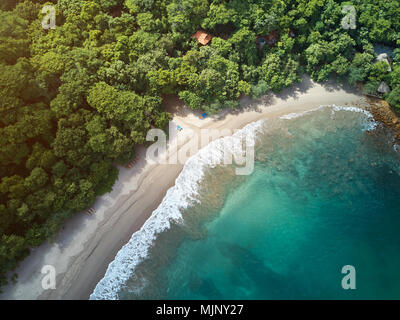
[86, 208, 95, 216]
[126, 156, 139, 169]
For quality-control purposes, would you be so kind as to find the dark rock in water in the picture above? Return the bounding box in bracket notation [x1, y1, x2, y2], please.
[217, 241, 300, 298]
[188, 276, 222, 299]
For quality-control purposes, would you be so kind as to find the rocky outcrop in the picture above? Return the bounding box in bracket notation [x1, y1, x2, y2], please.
[368, 98, 400, 141]
[377, 81, 391, 94]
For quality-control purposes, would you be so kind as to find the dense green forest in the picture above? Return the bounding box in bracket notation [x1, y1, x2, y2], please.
[0, 0, 399, 287]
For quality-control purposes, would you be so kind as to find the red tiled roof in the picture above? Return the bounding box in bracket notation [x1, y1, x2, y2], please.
[192, 30, 213, 46]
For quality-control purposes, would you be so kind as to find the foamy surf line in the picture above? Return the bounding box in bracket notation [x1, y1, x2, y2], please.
[89, 120, 264, 300]
[281, 104, 378, 131]
[90, 104, 376, 300]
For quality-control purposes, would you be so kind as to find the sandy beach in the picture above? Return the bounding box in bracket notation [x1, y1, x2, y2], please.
[0, 76, 368, 300]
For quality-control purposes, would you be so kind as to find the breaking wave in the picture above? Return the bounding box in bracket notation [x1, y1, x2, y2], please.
[90, 120, 264, 299]
[90, 104, 376, 300]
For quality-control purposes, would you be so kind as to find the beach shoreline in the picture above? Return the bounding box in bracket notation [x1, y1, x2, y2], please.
[0, 76, 369, 300]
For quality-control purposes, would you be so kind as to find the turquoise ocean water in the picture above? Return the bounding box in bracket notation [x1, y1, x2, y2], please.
[95, 106, 400, 300]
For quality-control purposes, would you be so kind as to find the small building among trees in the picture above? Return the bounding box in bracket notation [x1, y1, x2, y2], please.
[256, 31, 280, 50]
[192, 30, 213, 46]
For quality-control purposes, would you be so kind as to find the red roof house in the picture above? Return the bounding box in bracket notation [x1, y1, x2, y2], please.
[192, 30, 213, 46]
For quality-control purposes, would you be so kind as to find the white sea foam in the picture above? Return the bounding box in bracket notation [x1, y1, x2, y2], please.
[281, 105, 377, 131]
[279, 107, 324, 120]
[89, 120, 264, 300]
[90, 104, 378, 300]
